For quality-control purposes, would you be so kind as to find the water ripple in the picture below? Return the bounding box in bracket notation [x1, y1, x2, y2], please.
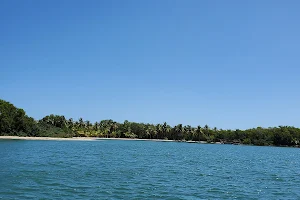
[0, 140, 300, 199]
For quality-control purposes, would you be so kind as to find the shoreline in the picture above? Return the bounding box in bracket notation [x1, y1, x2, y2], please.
[97, 137, 175, 142]
[0, 136, 179, 142]
[0, 136, 98, 141]
[0, 136, 298, 148]
[0, 136, 207, 143]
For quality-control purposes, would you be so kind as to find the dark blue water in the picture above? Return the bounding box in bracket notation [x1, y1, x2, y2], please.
[0, 140, 299, 199]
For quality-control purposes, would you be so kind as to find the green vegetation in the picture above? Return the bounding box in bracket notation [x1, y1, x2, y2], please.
[0, 99, 299, 147]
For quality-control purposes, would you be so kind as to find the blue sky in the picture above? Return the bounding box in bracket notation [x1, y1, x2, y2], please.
[1, 0, 299, 129]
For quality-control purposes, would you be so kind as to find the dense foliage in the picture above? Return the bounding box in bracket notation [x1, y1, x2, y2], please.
[0, 99, 299, 147]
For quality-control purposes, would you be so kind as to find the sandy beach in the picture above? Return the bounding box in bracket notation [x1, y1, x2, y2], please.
[0, 136, 98, 141]
[0, 136, 176, 142]
[0, 136, 212, 144]
[97, 137, 175, 142]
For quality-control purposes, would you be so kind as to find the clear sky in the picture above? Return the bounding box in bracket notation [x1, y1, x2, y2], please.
[1, 0, 299, 129]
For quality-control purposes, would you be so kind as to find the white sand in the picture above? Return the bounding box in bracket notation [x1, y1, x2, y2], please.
[0, 136, 205, 143]
[0, 136, 174, 142]
[0, 136, 97, 141]
[97, 137, 175, 142]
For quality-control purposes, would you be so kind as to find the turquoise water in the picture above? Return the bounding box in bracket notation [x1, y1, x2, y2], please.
[0, 140, 299, 199]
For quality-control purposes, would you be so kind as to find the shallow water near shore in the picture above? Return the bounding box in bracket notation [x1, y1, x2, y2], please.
[0, 140, 299, 199]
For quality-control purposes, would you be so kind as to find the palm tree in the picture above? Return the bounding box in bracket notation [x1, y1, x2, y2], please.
[156, 124, 162, 139]
[146, 128, 151, 139]
[204, 124, 210, 138]
[85, 120, 91, 132]
[166, 124, 171, 139]
[176, 124, 183, 141]
[67, 118, 74, 130]
[162, 122, 167, 139]
[195, 125, 203, 142]
[147, 125, 157, 139]
[79, 118, 84, 130]
[110, 121, 118, 135]
[93, 122, 99, 131]
[186, 125, 192, 140]
[74, 121, 79, 130]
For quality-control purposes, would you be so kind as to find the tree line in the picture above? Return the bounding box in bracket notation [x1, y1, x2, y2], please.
[0, 99, 299, 147]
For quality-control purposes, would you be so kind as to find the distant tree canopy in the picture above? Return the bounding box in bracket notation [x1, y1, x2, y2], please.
[0, 99, 38, 136]
[0, 99, 299, 147]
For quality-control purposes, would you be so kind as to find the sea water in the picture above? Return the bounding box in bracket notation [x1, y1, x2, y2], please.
[0, 139, 299, 199]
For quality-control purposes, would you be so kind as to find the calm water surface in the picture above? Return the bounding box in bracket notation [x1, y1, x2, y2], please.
[0, 140, 299, 199]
